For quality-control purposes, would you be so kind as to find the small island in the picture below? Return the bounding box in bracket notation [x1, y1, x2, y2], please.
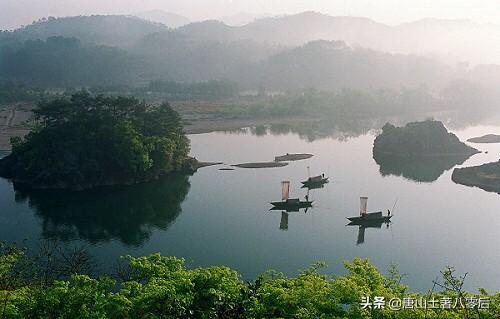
[467, 134, 500, 143]
[452, 161, 500, 193]
[373, 120, 479, 158]
[0, 92, 195, 190]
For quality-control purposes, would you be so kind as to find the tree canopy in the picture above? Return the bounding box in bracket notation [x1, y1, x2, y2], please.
[0, 92, 190, 189]
[0, 243, 498, 318]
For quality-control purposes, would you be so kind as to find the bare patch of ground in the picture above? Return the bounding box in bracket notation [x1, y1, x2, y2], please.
[0, 103, 33, 151]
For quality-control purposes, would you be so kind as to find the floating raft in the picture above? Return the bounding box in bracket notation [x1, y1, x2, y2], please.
[274, 153, 313, 162]
[232, 162, 289, 169]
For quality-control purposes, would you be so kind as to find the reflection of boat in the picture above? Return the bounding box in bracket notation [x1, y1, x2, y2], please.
[271, 181, 313, 210]
[349, 222, 390, 245]
[346, 197, 392, 223]
[280, 212, 289, 231]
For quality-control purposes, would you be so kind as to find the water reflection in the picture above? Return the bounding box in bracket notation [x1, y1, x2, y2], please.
[223, 111, 500, 143]
[223, 119, 387, 142]
[373, 153, 471, 182]
[270, 207, 310, 231]
[280, 212, 288, 231]
[12, 173, 191, 246]
[347, 220, 391, 245]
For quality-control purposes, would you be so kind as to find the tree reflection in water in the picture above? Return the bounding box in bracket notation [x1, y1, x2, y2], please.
[13, 173, 191, 247]
[373, 152, 471, 183]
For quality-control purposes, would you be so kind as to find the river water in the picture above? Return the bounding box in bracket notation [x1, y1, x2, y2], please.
[1, 120, 499, 292]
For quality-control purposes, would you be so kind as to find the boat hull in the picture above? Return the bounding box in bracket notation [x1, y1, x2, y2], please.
[347, 211, 392, 224]
[271, 199, 313, 210]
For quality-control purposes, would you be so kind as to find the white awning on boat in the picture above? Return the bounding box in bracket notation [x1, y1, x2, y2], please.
[282, 181, 290, 201]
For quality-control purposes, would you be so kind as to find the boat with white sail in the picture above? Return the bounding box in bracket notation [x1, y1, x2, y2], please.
[271, 181, 313, 210]
[347, 197, 392, 224]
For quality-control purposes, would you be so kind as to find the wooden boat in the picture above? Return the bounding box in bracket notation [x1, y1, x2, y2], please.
[301, 174, 329, 187]
[346, 197, 392, 224]
[271, 181, 313, 209]
[347, 213, 392, 224]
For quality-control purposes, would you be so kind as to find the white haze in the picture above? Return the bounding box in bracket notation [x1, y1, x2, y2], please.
[2, 0, 500, 29]
[2, 0, 500, 64]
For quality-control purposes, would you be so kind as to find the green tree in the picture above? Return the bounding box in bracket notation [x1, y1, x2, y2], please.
[0, 92, 190, 189]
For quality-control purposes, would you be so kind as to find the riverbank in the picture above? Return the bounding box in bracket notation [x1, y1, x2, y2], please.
[0, 101, 322, 150]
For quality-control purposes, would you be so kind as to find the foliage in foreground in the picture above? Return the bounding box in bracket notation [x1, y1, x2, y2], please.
[0, 243, 498, 318]
[0, 92, 190, 189]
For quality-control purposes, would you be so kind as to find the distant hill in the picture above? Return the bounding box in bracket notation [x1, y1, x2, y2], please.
[217, 13, 268, 26]
[235, 12, 500, 65]
[258, 40, 452, 90]
[5, 12, 500, 64]
[134, 10, 190, 28]
[2, 12, 500, 92]
[0, 37, 152, 87]
[240, 12, 391, 48]
[4, 15, 167, 47]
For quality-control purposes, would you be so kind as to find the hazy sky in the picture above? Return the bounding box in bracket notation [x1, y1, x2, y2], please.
[2, 0, 500, 30]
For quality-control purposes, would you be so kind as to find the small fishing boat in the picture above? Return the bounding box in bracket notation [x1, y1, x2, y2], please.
[346, 197, 392, 224]
[301, 167, 329, 188]
[301, 174, 329, 187]
[271, 181, 313, 210]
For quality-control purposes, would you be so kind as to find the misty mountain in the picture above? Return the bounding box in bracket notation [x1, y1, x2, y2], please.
[134, 10, 190, 29]
[5, 12, 500, 65]
[243, 12, 500, 65]
[2, 13, 500, 92]
[258, 40, 452, 90]
[2, 15, 167, 47]
[0, 37, 151, 87]
[241, 12, 392, 48]
[217, 13, 268, 26]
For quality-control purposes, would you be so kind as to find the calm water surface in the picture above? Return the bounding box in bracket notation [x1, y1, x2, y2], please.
[1, 122, 500, 291]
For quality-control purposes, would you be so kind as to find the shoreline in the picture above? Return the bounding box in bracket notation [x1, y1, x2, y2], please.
[0, 114, 321, 151]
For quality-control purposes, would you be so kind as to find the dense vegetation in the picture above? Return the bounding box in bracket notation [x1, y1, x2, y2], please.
[0, 92, 191, 189]
[0, 242, 498, 318]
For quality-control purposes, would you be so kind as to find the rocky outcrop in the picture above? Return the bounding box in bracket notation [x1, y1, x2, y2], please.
[373, 120, 479, 158]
